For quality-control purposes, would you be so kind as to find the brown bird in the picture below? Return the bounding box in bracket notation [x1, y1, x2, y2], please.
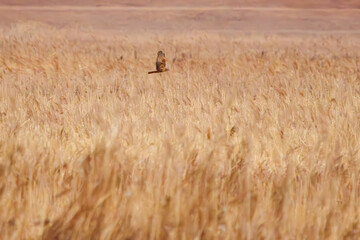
[148, 51, 169, 74]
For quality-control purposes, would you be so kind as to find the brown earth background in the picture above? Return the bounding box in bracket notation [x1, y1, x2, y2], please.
[1, 0, 360, 32]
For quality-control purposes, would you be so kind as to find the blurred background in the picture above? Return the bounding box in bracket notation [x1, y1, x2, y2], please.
[0, 0, 359, 32]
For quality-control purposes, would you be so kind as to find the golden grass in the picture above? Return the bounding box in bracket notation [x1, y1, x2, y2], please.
[1, 22, 360, 239]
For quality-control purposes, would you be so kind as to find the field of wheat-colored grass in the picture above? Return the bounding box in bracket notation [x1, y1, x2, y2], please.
[1, 23, 360, 239]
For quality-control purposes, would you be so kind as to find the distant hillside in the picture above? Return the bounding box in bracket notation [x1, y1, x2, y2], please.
[1, 0, 360, 8]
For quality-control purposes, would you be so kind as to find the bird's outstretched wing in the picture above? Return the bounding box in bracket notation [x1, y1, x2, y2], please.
[148, 69, 169, 74]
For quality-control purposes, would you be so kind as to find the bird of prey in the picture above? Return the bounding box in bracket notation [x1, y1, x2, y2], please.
[148, 51, 169, 74]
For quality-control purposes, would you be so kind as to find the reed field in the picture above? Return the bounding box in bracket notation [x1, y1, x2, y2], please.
[1, 23, 360, 239]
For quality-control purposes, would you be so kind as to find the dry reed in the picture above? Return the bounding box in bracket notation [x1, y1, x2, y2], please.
[0, 22, 360, 239]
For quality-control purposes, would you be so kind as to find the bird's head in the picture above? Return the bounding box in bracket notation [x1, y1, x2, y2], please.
[157, 51, 165, 57]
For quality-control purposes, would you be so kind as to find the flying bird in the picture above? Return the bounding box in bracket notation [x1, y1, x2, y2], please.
[148, 51, 169, 74]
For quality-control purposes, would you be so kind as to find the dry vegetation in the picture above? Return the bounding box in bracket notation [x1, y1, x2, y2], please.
[1, 23, 360, 239]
